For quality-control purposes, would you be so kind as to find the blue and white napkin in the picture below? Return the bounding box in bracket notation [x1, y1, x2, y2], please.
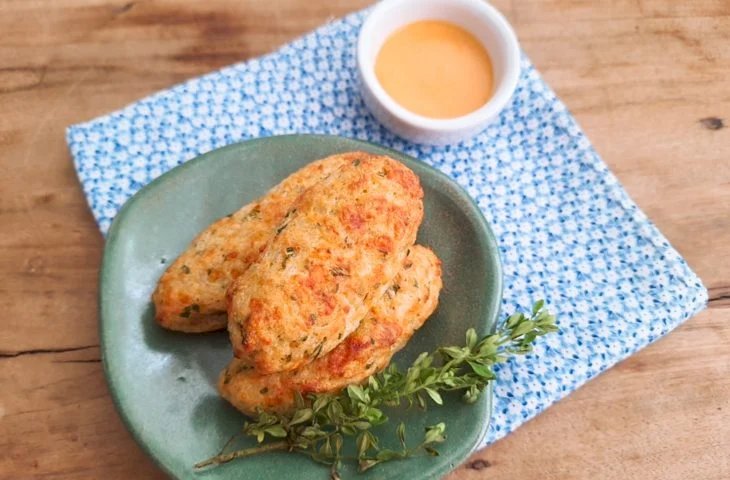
[66, 9, 707, 447]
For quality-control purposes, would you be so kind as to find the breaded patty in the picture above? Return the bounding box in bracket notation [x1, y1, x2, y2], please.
[227, 154, 424, 374]
[219, 245, 442, 415]
[151, 152, 367, 332]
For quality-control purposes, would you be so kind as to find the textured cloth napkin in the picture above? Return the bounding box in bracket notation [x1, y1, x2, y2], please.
[67, 9, 707, 447]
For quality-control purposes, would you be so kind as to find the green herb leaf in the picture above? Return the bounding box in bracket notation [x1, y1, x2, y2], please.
[466, 328, 478, 350]
[288, 408, 313, 426]
[532, 299, 545, 315]
[424, 388, 443, 405]
[396, 422, 406, 448]
[506, 312, 523, 328]
[356, 432, 370, 458]
[347, 385, 367, 403]
[358, 459, 379, 472]
[423, 423, 446, 444]
[264, 425, 287, 438]
[467, 360, 494, 379]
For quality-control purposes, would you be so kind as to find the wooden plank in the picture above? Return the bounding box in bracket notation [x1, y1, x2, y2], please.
[0, 347, 166, 479]
[448, 309, 730, 480]
[0, 0, 728, 478]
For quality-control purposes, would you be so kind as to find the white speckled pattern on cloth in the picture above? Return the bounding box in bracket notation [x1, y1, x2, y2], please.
[66, 9, 707, 448]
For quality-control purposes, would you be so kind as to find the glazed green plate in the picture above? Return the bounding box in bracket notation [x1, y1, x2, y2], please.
[100, 134, 502, 480]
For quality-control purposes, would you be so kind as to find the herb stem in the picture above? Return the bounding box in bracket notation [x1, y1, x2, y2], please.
[194, 440, 290, 470]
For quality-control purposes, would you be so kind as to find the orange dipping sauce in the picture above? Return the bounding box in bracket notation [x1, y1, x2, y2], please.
[374, 20, 494, 120]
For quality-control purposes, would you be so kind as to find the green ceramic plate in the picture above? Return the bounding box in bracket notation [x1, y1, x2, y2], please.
[100, 134, 502, 480]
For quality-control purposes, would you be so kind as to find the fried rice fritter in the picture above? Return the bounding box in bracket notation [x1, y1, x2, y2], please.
[152, 152, 366, 332]
[219, 245, 441, 415]
[227, 154, 424, 373]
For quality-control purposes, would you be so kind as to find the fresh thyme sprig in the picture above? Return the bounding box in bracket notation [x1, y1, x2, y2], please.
[195, 301, 557, 476]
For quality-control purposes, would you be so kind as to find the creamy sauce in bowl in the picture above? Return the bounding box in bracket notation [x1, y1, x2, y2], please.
[374, 20, 494, 119]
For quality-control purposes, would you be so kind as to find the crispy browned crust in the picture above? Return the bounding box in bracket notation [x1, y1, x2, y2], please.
[227, 154, 424, 373]
[219, 245, 442, 415]
[151, 152, 369, 333]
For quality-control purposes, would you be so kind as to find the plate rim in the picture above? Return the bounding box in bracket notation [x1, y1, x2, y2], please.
[100, 134, 503, 479]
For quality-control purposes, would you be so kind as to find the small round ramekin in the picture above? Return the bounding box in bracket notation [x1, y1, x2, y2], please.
[357, 0, 521, 146]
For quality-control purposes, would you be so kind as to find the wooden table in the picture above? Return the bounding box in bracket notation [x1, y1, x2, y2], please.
[1, 1, 728, 478]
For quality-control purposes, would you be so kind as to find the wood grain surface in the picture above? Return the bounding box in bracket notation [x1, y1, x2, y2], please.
[1, 0, 728, 479]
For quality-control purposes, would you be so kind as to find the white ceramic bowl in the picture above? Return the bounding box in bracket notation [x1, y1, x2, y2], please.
[357, 0, 521, 146]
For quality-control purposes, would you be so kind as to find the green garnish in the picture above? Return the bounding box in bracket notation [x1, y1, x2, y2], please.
[312, 340, 325, 359]
[275, 209, 296, 236]
[195, 301, 557, 476]
[330, 266, 350, 277]
[283, 247, 297, 268]
[276, 224, 288, 236]
[181, 265, 191, 274]
[180, 304, 200, 318]
[246, 205, 261, 220]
